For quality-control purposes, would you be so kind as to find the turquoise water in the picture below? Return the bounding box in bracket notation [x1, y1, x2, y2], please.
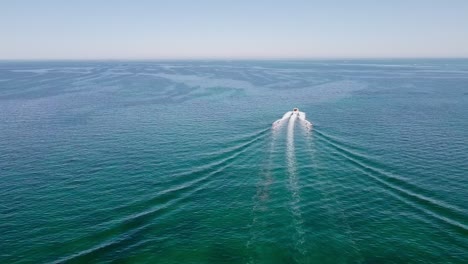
[0, 60, 467, 263]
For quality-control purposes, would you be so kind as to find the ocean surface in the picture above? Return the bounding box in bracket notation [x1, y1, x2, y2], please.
[0, 60, 467, 263]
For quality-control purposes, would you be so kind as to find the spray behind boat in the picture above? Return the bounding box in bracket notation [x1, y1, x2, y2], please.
[272, 108, 312, 130]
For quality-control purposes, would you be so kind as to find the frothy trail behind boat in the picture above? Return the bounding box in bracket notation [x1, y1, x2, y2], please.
[272, 108, 312, 130]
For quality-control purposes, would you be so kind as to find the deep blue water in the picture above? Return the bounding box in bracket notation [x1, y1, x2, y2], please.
[0, 60, 467, 263]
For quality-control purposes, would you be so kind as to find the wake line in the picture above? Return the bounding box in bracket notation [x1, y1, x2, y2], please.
[313, 128, 466, 215]
[157, 128, 270, 188]
[211, 127, 270, 156]
[156, 127, 270, 178]
[312, 128, 366, 153]
[246, 127, 279, 263]
[300, 126, 364, 260]
[128, 130, 269, 214]
[91, 128, 270, 218]
[314, 129, 468, 233]
[57, 133, 269, 263]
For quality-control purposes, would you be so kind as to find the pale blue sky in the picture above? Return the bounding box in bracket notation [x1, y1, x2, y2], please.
[1, 0, 468, 59]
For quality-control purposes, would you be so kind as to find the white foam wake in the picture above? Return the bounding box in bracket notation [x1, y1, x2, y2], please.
[286, 114, 307, 255]
[272, 111, 292, 130]
[273, 110, 312, 131]
[297, 111, 312, 131]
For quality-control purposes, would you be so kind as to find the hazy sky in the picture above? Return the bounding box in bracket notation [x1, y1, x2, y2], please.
[1, 0, 468, 59]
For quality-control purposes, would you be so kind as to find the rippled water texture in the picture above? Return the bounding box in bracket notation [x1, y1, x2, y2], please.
[0, 60, 467, 263]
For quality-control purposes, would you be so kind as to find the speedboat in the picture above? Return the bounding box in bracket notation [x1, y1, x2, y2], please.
[293, 108, 312, 127]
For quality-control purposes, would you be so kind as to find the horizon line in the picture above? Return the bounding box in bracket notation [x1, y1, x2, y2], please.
[1, 57, 468, 62]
